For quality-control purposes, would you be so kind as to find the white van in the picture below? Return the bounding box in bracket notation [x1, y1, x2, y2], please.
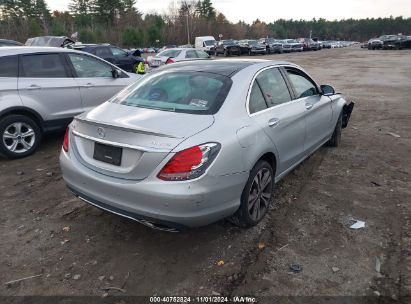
[195, 36, 216, 54]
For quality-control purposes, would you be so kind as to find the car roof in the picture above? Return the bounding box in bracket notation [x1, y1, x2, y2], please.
[159, 59, 293, 77]
[0, 46, 89, 57]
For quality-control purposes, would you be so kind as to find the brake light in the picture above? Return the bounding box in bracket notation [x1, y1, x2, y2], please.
[63, 127, 69, 152]
[158, 143, 221, 181]
[165, 58, 174, 64]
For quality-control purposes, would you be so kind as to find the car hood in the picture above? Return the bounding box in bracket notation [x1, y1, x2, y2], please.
[126, 72, 143, 79]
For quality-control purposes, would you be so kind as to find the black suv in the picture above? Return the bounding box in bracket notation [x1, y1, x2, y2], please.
[214, 40, 241, 56]
[71, 44, 144, 73]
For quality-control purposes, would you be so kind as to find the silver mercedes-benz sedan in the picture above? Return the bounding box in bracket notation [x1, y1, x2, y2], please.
[60, 59, 354, 231]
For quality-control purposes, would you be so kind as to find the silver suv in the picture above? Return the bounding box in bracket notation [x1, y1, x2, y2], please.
[0, 47, 140, 158]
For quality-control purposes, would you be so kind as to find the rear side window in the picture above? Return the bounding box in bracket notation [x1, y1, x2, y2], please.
[68, 53, 113, 78]
[21, 54, 68, 78]
[110, 47, 127, 57]
[286, 69, 318, 98]
[185, 50, 198, 58]
[95, 47, 112, 57]
[255, 68, 292, 107]
[0, 55, 18, 77]
[195, 50, 209, 58]
[249, 82, 268, 114]
[111, 71, 232, 115]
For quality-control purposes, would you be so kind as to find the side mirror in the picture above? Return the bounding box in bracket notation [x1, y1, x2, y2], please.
[112, 69, 121, 78]
[321, 84, 335, 96]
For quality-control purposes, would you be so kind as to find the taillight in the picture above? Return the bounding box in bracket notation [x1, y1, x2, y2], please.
[63, 127, 69, 152]
[158, 143, 221, 181]
[165, 58, 174, 64]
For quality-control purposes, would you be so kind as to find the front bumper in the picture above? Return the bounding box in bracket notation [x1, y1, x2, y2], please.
[60, 149, 248, 229]
[251, 48, 266, 54]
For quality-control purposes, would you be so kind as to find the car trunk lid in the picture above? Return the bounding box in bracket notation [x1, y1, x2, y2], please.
[71, 102, 214, 180]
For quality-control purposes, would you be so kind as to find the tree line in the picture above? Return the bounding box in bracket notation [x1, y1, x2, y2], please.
[1, 0, 410, 47]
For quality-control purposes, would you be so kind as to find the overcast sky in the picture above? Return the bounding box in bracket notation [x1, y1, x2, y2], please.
[46, 0, 411, 23]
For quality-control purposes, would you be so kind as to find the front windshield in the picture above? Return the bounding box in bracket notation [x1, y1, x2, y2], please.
[223, 40, 235, 45]
[204, 40, 216, 46]
[156, 49, 181, 58]
[248, 40, 258, 45]
[111, 71, 232, 115]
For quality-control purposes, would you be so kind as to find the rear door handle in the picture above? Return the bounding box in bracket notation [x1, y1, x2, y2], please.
[26, 85, 41, 90]
[82, 83, 95, 88]
[268, 118, 280, 127]
[305, 103, 313, 110]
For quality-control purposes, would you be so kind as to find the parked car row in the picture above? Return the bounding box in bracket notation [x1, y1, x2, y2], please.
[322, 40, 357, 48]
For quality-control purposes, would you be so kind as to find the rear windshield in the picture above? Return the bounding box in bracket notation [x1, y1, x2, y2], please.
[156, 49, 181, 58]
[111, 71, 232, 115]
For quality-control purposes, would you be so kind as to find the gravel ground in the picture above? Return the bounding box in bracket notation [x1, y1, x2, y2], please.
[0, 47, 410, 303]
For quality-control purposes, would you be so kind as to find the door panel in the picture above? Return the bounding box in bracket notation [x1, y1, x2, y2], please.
[18, 53, 82, 121]
[67, 53, 130, 111]
[253, 102, 307, 175]
[110, 47, 132, 71]
[285, 68, 332, 154]
[0, 55, 22, 111]
[248, 68, 306, 175]
[303, 95, 333, 153]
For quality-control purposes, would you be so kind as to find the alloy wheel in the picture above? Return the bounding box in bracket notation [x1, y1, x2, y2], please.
[247, 168, 272, 221]
[2, 122, 36, 154]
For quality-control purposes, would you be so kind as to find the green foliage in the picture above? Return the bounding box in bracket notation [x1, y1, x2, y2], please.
[28, 18, 42, 36]
[1, 1, 411, 46]
[122, 27, 143, 47]
[197, 0, 215, 20]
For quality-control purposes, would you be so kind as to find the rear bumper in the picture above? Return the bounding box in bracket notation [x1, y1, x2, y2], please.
[60, 149, 247, 229]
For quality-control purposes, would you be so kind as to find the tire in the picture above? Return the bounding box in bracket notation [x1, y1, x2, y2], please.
[224, 49, 229, 57]
[214, 50, 218, 56]
[327, 112, 342, 147]
[248, 49, 252, 56]
[0, 115, 42, 159]
[230, 160, 274, 228]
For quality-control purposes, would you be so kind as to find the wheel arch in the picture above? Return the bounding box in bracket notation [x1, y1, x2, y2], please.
[255, 151, 277, 176]
[0, 107, 44, 132]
